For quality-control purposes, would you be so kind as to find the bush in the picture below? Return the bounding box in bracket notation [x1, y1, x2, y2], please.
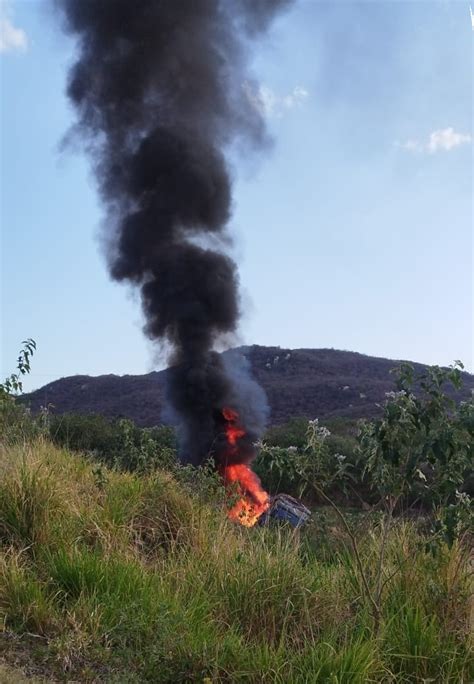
[264, 417, 310, 449]
[255, 362, 473, 535]
[49, 413, 177, 473]
[255, 416, 359, 502]
[255, 418, 356, 502]
[0, 339, 42, 443]
[357, 362, 473, 545]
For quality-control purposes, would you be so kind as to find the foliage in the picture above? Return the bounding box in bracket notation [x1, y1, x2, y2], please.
[49, 413, 177, 473]
[0, 339, 41, 442]
[256, 362, 472, 544]
[0, 339, 36, 397]
[357, 361, 473, 545]
[264, 416, 310, 449]
[255, 418, 356, 501]
[1, 343, 472, 679]
[254, 361, 473, 638]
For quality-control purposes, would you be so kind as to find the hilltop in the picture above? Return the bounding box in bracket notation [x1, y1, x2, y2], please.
[24, 346, 474, 426]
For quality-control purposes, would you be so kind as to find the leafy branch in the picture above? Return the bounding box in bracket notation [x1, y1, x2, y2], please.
[0, 338, 36, 396]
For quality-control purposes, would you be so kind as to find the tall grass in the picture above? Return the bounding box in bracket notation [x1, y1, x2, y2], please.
[1, 439, 472, 682]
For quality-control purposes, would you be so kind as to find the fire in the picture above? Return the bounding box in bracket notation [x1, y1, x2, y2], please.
[220, 408, 270, 527]
[221, 407, 245, 446]
[221, 463, 270, 527]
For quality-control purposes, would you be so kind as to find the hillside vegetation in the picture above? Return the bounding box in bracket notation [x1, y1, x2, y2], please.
[2, 344, 473, 682]
[1, 438, 472, 683]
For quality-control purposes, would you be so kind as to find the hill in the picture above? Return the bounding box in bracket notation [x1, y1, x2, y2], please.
[24, 346, 474, 426]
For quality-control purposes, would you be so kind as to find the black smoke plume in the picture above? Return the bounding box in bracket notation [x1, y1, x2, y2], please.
[58, 0, 289, 465]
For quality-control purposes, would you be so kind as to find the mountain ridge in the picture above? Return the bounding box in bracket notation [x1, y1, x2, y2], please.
[24, 346, 474, 427]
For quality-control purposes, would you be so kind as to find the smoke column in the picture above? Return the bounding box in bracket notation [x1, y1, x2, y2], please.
[58, 0, 289, 466]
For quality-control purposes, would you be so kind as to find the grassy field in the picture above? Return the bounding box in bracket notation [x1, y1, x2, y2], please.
[0, 438, 472, 683]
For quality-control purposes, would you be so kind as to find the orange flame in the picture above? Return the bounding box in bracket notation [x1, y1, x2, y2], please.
[222, 407, 245, 446]
[220, 408, 269, 527]
[221, 463, 270, 527]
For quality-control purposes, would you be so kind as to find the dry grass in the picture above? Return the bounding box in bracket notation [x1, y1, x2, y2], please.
[0, 438, 472, 682]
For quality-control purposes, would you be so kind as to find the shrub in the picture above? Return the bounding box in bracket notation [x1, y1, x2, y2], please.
[255, 418, 355, 501]
[357, 362, 473, 545]
[49, 413, 177, 473]
[0, 339, 41, 443]
[264, 417, 310, 449]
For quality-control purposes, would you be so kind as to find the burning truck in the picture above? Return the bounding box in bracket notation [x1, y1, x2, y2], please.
[218, 406, 311, 528]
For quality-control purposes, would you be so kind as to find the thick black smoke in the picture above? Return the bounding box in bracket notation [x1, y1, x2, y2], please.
[58, 0, 289, 465]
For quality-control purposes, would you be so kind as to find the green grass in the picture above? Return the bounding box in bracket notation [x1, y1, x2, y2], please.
[0, 439, 472, 682]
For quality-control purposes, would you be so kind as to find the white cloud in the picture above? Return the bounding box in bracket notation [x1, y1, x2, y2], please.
[427, 127, 471, 153]
[399, 127, 471, 154]
[400, 139, 423, 153]
[243, 82, 308, 118]
[0, 2, 28, 54]
[282, 85, 309, 111]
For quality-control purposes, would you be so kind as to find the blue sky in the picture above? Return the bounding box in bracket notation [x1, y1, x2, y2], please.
[1, 0, 472, 393]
